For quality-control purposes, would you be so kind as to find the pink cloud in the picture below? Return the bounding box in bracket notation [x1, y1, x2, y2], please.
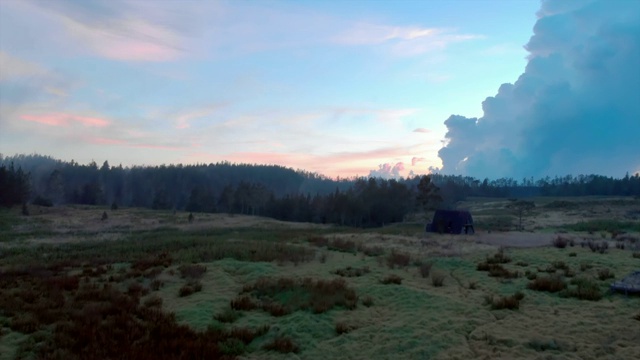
[412, 157, 426, 166]
[412, 128, 430, 133]
[20, 113, 110, 127]
[87, 137, 126, 145]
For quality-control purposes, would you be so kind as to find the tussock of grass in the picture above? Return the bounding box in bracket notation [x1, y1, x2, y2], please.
[527, 275, 567, 292]
[380, 274, 403, 285]
[431, 271, 445, 287]
[561, 277, 603, 301]
[334, 266, 370, 277]
[485, 248, 511, 264]
[418, 261, 434, 278]
[386, 250, 411, 269]
[478, 262, 520, 279]
[528, 338, 560, 352]
[263, 336, 299, 353]
[335, 321, 356, 335]
[214, 308, 242, 323]
[359, 245, 385, 257]
[328, 238, 357, 253]
[179, 280, 203, 297]
[597, 268, 615, 280]
[239, 277, 358, 314]
[552, 236, 569, 248]
[178, 264, 207, 279]
[489, 291, 524, 310]
[308, 236, 329, 247]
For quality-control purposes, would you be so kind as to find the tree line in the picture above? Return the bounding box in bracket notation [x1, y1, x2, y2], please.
[1, 154, 639, 227]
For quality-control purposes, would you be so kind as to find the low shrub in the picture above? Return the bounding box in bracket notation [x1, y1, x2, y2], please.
[525, 270, 537, 280]
[143, 295, 163, 308]
[215, 308, 242, 323]
[527, 276, 567, 293]
[308, 236, 329, 247]
[633, 252, 640, 259]
[486, 264, 520, 279]
[335, 321, 355, 335]
[529, 338, 560, 352]
[419, 261, 434, 278]
[263, 336, 299, 353]
[334, 266, 370, 277]
[490, 292, 524, 310]
[515, 261, 529, 267]
[10, 313, 39, 334]
[178, 264, 207, 279]
[179, 280, 202, 297]
[561, 277, 603, 301]
[569, 252, 577, 257]
[588, 241, 609, 254]
[580, 262, 593, 271]
[633, 313, 640, 321]
[328, 238, 357, 253]
[361, 296, 374, 307]
[360, 245, 385, 257]
[552, 236, 568, 249]
[240, 277, 358, 314]
[431, 271, 445, 287]
[597, 268, 615, 281]
[387, 250, 411, 269]
[551, 261, 568, 271]
[380, 274, 403, 285]
[231, 295, 258, 311]
[150, 279, 164, 291]
[485, 248, 511, 264]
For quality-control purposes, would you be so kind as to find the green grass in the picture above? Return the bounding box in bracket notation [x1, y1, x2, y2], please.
[562, 219, 640, 233]
[1, 205, 640, 359]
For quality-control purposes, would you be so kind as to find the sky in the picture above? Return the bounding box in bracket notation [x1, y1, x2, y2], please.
[0, 0, 637, 180]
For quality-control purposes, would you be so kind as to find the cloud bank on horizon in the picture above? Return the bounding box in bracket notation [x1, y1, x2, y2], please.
[438, 0, 640, 179]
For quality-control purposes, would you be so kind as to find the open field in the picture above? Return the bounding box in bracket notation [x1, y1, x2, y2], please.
[1, 197, 640, 359]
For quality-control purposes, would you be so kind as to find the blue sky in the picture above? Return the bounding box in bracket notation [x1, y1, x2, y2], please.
[0, 0, 556, 178]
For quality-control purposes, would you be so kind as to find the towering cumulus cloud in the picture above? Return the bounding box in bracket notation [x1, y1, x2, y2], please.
[438, 0, 640, 179]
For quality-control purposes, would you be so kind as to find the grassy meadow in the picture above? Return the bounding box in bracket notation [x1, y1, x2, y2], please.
[1, 197, 639, 359]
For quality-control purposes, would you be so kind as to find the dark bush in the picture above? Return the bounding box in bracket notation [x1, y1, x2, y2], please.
[552, 236, 568, 248]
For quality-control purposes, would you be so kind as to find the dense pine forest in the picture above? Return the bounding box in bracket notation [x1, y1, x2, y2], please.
[1, 154, 639, 227]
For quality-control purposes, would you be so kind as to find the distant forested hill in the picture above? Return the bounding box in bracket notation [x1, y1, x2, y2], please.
[1, 154, 638, 227]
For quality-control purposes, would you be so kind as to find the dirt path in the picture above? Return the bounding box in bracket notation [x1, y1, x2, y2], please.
[472, 231, 556, 248]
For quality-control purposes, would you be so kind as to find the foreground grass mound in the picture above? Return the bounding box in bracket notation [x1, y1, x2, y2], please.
[231, 277, 358, 315]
